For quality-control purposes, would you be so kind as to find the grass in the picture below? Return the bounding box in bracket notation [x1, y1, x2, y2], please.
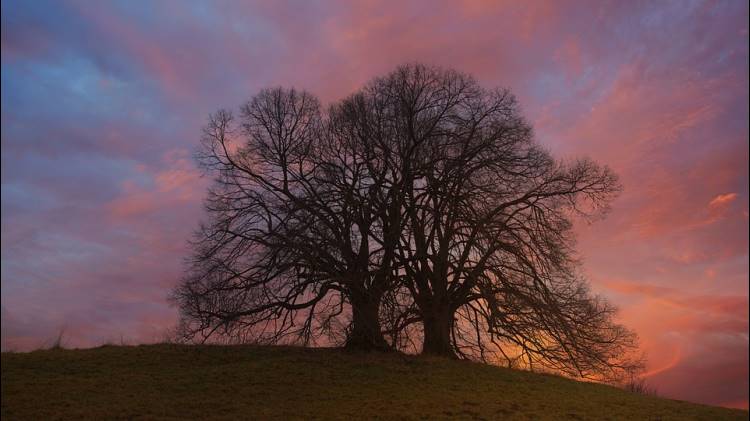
[1, 344, 746, 420]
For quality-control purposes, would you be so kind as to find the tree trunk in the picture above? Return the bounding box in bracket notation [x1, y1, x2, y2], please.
[345, 291, 390, 352]
[421, 307, 456, 358]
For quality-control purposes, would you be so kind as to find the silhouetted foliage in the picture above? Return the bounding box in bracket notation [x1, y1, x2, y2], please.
[48, 328, 66, 350]
[624, 375, 659, 396]
[172, 64, 642, 381]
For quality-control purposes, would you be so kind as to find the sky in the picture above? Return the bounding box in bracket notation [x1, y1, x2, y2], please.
[1, 0, 748, 409]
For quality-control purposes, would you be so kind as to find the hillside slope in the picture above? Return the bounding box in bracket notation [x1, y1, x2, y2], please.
[1, 344, 745, 420]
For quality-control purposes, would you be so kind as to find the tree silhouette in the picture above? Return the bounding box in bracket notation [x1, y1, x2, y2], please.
[172, 64, 642, 380]
[172, 88, 397, 350]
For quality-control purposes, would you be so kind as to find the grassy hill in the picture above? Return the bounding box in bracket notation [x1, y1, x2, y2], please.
[1, 344, 746, 420]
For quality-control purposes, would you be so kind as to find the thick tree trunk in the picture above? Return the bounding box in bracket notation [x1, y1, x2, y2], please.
[345, 292, 390, 352]
[421, 307, 456, 358]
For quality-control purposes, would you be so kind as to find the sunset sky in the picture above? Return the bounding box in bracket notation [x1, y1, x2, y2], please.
[1, 0, 748, 409]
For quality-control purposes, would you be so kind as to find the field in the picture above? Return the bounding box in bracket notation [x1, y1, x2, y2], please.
[2, 344, 746, 420]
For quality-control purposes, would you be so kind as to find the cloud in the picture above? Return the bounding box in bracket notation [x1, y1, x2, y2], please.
[603, 280, 748, 407]
[107, 149, 202, 218]
[710, 192, 739, 208]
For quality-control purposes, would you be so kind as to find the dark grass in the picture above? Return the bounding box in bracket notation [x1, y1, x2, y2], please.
[2, 344, 746, 420]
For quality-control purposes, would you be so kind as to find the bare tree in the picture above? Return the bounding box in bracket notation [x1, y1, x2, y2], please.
[173, 64, 642, 381]
[172, 90, 338, 346]
[334, 64, 641, 379]
[172, 87, 399, 350]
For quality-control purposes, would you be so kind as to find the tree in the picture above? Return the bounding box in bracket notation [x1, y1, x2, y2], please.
[351, 64, 639, 379]
[173, 64, 641, 380]
[172, 87, 399, 350]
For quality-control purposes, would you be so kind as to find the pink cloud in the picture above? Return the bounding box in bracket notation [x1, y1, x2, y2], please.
[710, 192, 739, 208]
[108, 149, 202, 218]
[602, 279, 748, 406]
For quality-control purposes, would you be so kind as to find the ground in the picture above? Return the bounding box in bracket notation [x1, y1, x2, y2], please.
[1, 344, 746, 420]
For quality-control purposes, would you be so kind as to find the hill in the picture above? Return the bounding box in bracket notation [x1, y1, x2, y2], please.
[1, 344, 746, 420]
